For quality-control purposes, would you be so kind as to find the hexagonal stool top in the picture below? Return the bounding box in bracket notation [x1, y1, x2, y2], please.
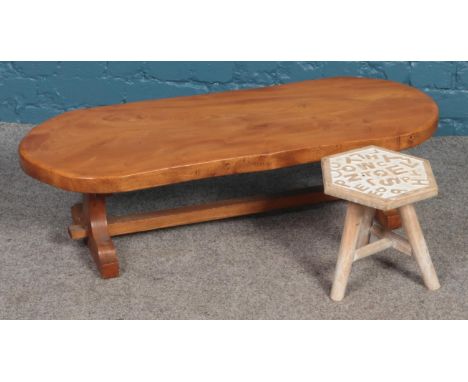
[321, 146, 438, 211]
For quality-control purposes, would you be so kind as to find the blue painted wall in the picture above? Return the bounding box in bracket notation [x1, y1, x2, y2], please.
[0, 61, 467, 135]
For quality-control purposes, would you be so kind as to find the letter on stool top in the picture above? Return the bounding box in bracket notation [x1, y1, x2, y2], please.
[321, 146, 438, 211]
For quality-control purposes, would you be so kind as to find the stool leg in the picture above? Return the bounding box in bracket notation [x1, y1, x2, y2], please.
[356, 207, 376, 248]
[331, 202, 370, 301]
[399, 204, 440, 291]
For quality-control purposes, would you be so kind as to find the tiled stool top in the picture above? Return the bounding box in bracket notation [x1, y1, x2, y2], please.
[321, 146, 438, 210]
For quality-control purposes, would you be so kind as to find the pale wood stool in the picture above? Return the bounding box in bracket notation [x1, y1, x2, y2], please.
[321, 146, 440, 301]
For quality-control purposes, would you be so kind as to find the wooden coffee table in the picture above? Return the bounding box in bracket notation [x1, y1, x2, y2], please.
[19, 77, 438, 278]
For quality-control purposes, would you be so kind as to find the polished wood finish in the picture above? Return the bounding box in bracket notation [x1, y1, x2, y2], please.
[19, 77, 438, 194]
[19, 77, 438, 278]
[376, 209, 401, 230]
[69, 187, 337, 240]
[81, 194, 119, 278]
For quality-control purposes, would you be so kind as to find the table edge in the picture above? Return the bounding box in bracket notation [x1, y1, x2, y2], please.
[19, 114, 438, 193]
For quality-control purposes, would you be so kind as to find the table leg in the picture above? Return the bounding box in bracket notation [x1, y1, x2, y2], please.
[67, 186, 337, 278]
[79, 194, 119, 278]
[376, 209, 401, 230]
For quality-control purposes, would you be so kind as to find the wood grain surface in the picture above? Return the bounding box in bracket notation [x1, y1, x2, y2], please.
[19, 77, 438, 193]
[68, 186, 337, 240]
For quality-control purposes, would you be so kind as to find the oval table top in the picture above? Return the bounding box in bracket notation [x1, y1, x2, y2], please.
[19, 77, 438, 193]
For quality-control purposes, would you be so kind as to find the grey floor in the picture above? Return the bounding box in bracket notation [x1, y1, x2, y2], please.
[1, 123, 467, 319]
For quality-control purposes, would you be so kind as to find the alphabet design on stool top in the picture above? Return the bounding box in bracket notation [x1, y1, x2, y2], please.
[321, 146, 438, 210]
